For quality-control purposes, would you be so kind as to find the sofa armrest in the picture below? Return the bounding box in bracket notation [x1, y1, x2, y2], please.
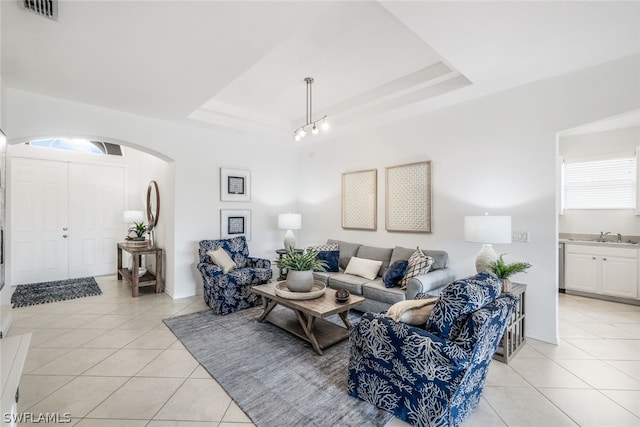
[405, 267, 455, 299]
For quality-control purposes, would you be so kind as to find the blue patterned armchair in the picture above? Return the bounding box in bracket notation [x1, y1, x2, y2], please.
[197, 236, 273, 315]
[348, 271, 518, 427]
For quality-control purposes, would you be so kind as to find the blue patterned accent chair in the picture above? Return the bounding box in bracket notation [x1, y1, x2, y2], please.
[348, 271, 518, 427]
[197, 236, 273, 315]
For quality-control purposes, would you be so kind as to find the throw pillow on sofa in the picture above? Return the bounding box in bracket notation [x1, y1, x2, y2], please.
[400, 248, 434, 290]
[383, 259, 409, 288]
[345, 257, 383, 280]
[207, 248, 237, 274]
[306, 243, 340, 272]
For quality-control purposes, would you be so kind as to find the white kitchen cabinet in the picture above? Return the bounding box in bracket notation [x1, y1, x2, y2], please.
[565, 244, 638, 299]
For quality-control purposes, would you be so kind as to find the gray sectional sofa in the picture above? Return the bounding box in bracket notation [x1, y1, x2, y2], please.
[312, 239, 455, 313]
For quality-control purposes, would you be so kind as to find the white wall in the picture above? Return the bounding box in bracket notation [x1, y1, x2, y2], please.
[4, 90, 299, 298]
[298, 54, 640, 344]
[559, 126, 640, 236]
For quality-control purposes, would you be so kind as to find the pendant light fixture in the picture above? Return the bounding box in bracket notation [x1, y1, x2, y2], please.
[293, 77, 329, 141]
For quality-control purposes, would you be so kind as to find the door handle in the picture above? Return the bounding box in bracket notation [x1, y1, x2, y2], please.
[62, 227, 68, 231]
[62, 234, 68, 238]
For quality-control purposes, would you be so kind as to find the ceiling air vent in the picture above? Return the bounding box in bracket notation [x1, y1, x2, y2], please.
[19, 0, 58, 20]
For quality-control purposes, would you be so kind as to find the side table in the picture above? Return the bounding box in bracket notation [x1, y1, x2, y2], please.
[275, 248, 304, 280]
[117, 242, 163, 297]
[493, 283, 526, 363]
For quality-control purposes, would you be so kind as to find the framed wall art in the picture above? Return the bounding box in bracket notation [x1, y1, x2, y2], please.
[342, 169, 377, 230]
[385, 161, 432, 233]
[220, 209, 251, 240]
[220, 168, 251, 202]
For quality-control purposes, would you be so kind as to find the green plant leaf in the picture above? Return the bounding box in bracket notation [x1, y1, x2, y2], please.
[276, 249, 328, 272]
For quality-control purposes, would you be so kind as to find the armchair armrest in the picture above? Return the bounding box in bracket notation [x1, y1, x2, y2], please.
[405, 267, 455, 299]
[246, 257, 271, 269]
[197, 262, 223, 278]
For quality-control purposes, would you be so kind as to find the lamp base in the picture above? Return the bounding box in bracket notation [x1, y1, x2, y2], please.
[475, 244, 497, 273]
[283, 230, 296, 251]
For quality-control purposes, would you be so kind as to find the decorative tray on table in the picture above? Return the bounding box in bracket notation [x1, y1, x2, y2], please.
[275, 281, 326, 300]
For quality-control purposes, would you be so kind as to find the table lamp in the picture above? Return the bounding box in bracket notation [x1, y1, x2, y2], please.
[464, 214, 511, 273]
[278, 213, 302, 251]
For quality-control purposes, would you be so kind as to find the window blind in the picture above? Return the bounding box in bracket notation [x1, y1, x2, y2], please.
[563, 156, 636, 209]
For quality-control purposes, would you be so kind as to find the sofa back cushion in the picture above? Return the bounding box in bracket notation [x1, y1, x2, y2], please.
[199, 236, 249, 269]
[327, 239, 362, 270]
[390, 246, 448, 271]
[356, 245, 393, 277]
[426, 271, 502, 340]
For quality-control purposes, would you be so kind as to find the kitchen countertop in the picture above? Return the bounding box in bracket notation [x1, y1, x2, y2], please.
[559, 233, 640, 249]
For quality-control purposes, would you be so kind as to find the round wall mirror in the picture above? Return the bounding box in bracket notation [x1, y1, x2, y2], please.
[146, 180, 160, 227]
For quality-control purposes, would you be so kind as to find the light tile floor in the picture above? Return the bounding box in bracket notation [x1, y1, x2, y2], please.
[6, 276, 640, 426]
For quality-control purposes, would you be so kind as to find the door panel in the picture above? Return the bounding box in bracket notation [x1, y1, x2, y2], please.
[11, 158, 69, 283]
[68, 163, 125, 278]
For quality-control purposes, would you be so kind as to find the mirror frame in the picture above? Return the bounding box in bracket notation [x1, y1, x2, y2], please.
[146, 180, 160, 227]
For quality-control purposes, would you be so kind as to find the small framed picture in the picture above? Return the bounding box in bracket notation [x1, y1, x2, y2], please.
[220, 168, 251, 202]
[220, 209, 251, 240]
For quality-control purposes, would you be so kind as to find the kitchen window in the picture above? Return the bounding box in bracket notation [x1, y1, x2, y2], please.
[562, 154, 636, 210]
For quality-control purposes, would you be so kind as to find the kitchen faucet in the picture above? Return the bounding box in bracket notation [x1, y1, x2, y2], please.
[599, 231, 610, 242]
[617, 233, 623, 243]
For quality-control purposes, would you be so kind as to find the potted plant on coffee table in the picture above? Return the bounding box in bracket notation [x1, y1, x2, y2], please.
[276, 249, 328, 292]
[487, 254, 532, 292]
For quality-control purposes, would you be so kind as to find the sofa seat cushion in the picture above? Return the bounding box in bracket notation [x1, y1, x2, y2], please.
[362, 280, 406, 305]
[312, 271, 339, 286]
[356, 245, 393, 276]
[390, 246, 448, 271]
[327, 273, 370, 295]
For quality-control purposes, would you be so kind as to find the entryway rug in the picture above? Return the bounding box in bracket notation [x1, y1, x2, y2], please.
[11, 277, 102, 308]
[163, 306, 393, 427]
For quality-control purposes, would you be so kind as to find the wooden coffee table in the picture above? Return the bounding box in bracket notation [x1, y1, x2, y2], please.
[251, 282, 365, 355]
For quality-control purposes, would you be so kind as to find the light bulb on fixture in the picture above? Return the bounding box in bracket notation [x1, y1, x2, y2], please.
[321, 120, 329, 131]
[297, 128, 306, 138]
[311, 124, 319, 135]
[294, 134, 301, 142]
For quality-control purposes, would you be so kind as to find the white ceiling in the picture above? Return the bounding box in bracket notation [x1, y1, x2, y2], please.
[2, 1, 639, 141]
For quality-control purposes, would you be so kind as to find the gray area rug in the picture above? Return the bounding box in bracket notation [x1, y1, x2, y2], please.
[11, 276, 102, 308]
[163, 306, 393, 427]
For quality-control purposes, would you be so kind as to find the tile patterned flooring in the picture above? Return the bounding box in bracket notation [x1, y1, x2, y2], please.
[6, 276, 640, 426]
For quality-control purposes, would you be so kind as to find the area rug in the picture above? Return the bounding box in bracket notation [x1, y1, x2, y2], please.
[11, 277, 102, 308]
[163, 307, 393, 427]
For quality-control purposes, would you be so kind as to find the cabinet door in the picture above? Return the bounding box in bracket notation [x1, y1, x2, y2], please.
[602, 256, 638, 298]
[565, 253, 599, 293]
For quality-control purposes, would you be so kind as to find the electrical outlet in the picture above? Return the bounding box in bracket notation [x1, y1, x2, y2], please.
[512, 231, 530, 243]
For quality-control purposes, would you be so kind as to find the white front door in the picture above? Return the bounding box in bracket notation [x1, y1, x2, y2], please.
[11, 158, 69, 283]
[68, 163, 125, 278]
[11, 158, 126, 284]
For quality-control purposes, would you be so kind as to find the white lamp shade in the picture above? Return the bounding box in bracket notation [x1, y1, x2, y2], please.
[278, 213, 302, 230]
[123, 210, 145, 224]
[464, 215, 511, 244]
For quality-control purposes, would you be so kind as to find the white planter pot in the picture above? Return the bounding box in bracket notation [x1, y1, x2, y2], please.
[286, 270, 314, 292]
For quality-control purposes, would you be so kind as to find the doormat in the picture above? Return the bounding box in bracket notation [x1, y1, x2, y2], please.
[11, 277, 102, 308]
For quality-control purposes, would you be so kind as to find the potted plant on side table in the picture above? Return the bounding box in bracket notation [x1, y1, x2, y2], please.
[276, 249, 327, 292]
[487, 254, 532, 292]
